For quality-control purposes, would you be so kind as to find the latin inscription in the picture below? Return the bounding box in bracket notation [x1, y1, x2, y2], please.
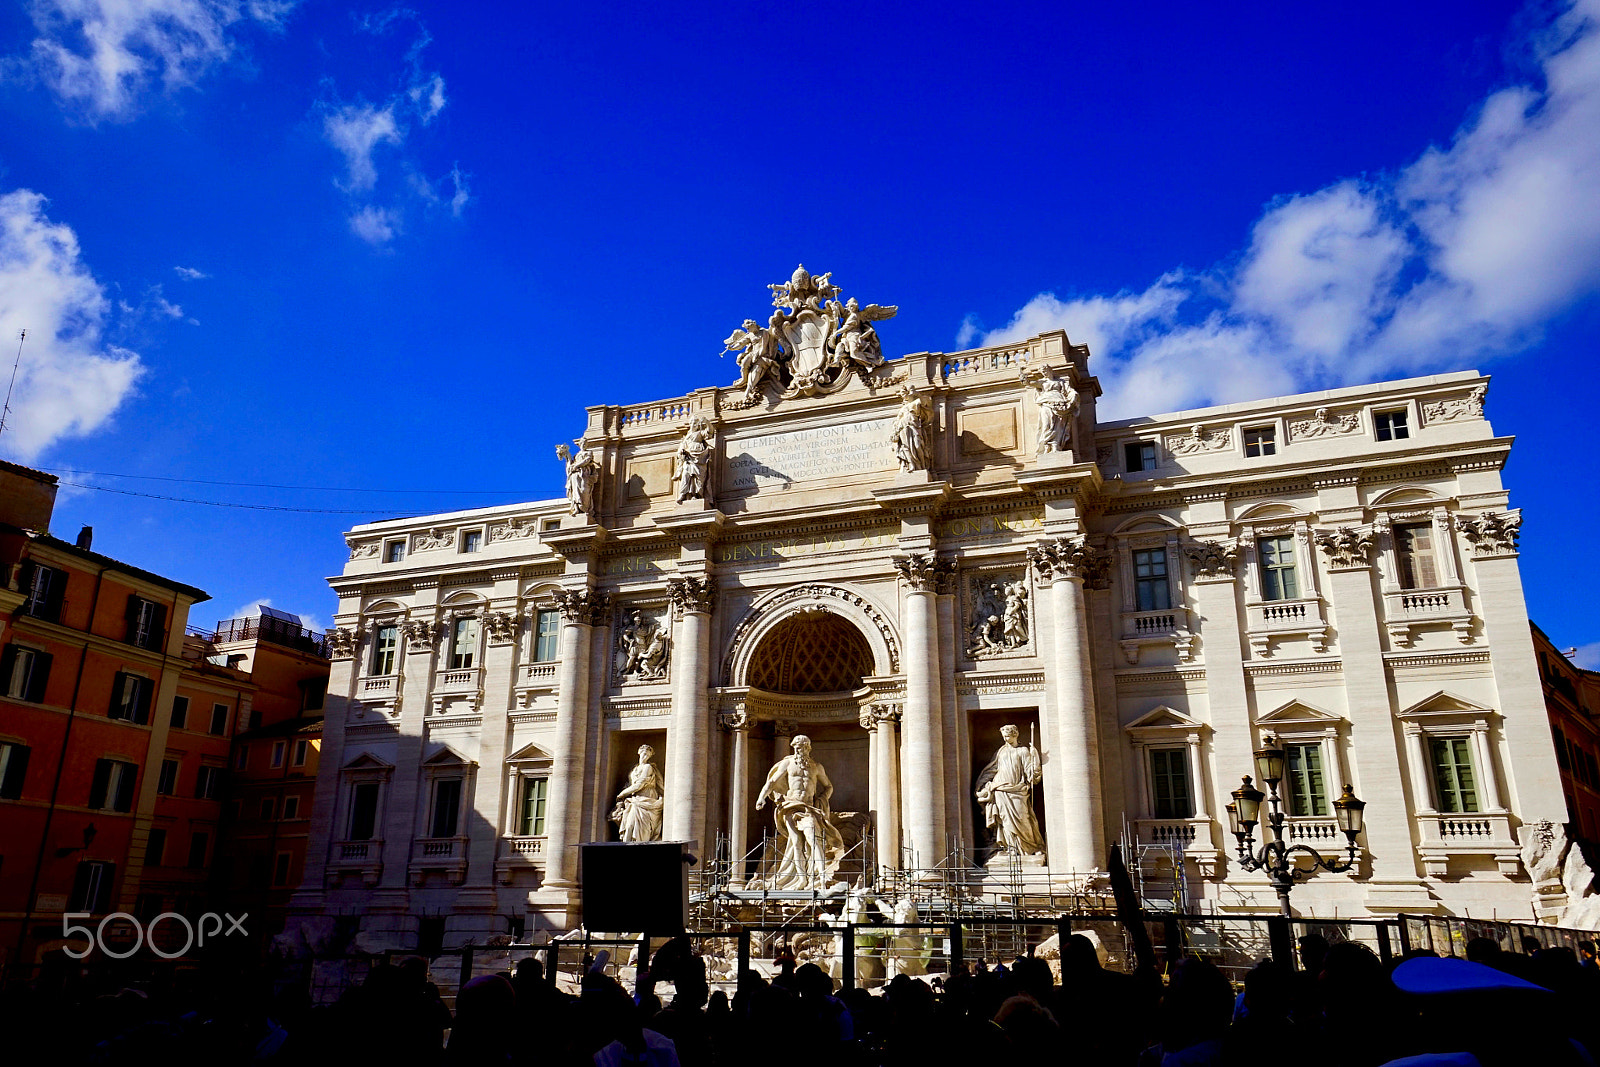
[938, 510, 1044, 539]
[718, 528, 898, 564]
[604, 554, 669, 576]
[726, 419, 896, 491]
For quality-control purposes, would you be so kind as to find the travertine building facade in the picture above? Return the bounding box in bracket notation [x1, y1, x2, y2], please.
[293, 272, 1562, 950]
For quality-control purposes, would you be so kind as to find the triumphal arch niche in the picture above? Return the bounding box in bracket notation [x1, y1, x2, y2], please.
[533, 263, 1099, 912]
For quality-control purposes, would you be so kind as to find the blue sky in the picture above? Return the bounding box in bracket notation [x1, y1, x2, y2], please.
[0, 0, 1597, 660]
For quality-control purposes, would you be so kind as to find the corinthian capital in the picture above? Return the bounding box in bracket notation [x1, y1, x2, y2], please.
[1027, 537, 1109, 588]
[1313, 526, 1376, 569]
[553, 589, 609, 625]
[667, 575, 717, 616]
[1457, 510, 1521, 557]
[893, 553, 953, 593]
[1183, 539, 1240, 579]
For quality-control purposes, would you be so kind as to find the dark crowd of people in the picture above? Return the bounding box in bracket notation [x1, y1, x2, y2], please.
[5, 933, 1600, 1066]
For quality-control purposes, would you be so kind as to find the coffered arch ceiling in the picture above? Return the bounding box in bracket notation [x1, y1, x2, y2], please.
[746, 612, 874, 695]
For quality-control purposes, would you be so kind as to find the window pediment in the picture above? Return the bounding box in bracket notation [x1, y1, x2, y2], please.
[1125, 706, 1204, 741]
[342, 751, 393, 771]
[422, 744, 473, 768]
[1258, 699, 1343, 730]
[1397, 691, 1495, 722]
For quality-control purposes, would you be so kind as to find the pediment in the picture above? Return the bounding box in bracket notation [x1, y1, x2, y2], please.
[506, 741, 553, 763]
[422, 743, 472, 766]
[342, 751, 393, 771]
[1397, 691, 1495, 719]
[1125, 705, 1202, 732]
[1258, 699, 1342, 726]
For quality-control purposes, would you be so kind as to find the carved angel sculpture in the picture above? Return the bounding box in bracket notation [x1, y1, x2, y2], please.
[832, 297, 898, 373]
[555, 439, 598, 518]
[889, 386, 932, 473]
[723, 316, 783, 401]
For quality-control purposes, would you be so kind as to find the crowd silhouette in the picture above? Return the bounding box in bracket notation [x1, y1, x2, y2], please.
[4, 932, 1598, 1066]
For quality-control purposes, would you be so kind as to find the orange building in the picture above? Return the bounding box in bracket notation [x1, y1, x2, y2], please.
[0, 460, 329, 982]
[1533, 622, 1600, 842]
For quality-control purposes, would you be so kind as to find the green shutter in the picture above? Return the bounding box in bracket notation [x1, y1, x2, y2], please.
[1430, 737, 1479, 813]
[1286, 744, 1328, 817]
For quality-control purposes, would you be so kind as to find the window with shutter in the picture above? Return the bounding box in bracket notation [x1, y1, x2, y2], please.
[0, 742, 30, 798]
[170, 696, 189, 729]
[349, 782, 380, 840]
[431, 778, 462, 837]
[1285, 743, 1329, 816]
[22, 563, 66, 622]
[146, 828, 166, 866]
[1395, 523, 1439, 590]
[1133, 549, 1172, 611]
[157, 759, 178, 795]
[1, 645, 49, 701]
[1430, 736, 1480, 813]
[68, 860, 115, 912]
[1259, 536, 1300, 601]
[534, 610, 560, 662]
[88, 759, 113, 809]
[1149, 749, 1192, 819]
[518, 776, 548, 836]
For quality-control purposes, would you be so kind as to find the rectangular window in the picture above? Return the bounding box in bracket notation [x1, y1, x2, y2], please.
[126, 595, 166, 651]
[157, 758, 179, 795]
[282, 795, 300, 820]
[259, 797, 275, 821]
[1394, 523, 1439, 590]
[1124, 441, 1158, 473]
[430, 777, 462, 837]
[1149, 749, 1192, 819]
[108, 672, 153, 724]
[145, 828, 166, 867]
[170, 696, 189, 730]
[21, 563, 67, 622]
[186, 831, 208, 868]
[461, 530, 482, 553]
[298, 677, 326, 712]
[235, 745, 249, 770]
[384, 541, 405, 564]
[0, 742, 30, 799]
[0, 645, 50, 703]
[1285, 743, 1329, 817]
[292, 739, 310, 767]
[270, 741, 286, 768]
[1374, 409, 1410, 441]
[449, 617, 478, 670]
[518, 776, 548, 837]
[1430, 736, 1480, 814]
[272, 852, 292, 887]
[209, 704, 229, 736]
[194, 765, 221, 800]
[541, 518, 560, 532]
[533, 610, 560, 663]
[68, 860, 115, 913]
[1132, 549, 1172, 611]
[372, 625, 398, 675]
[1243, 426, 1277, 457]
[348, 782, 380, 840]
[89, 759, 138, 812]
[1259, 536, 1299, 601]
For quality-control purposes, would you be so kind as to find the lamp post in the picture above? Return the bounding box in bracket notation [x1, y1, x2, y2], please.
[1225, 735, 1366, 918]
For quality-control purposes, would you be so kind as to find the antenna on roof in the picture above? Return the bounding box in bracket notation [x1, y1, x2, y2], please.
[0, 330, 26, 440]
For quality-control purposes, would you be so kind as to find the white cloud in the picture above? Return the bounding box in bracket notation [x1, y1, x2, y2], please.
[229, 596, 270, 620]
[447, 164, 469, 217]
[1572, 642, 1600, 671]
[968, 0, 1600, 418]
[173, 265, 208, 280]
[0, 189, 142, 460]
[348, 205, 398, 244]
[323, 102, 402, 193]
[22, 0, 295, 121]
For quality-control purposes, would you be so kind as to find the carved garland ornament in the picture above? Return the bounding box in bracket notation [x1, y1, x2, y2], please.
[1183, 539, 1240, 579]
[1163, 424, 1231, 456]
[410, 527, 456, 553]
[1314, 526, 1376, 568]
[488, 517, 540, 542]
[1457, 510, 1521, 557]
[483, 611, 521, 644]
[346, 539, 380, 561]
[402, 619, 443, 651]
[1422, 384, 1486, 424]
[721, 584, 901, 684]
[1289, 407, 1360, 441]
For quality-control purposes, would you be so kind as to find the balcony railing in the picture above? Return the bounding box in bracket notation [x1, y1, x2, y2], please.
[1126, 610, 1180, 636]
[1131, 817, 1221, 877]
[327, 839, 384, 887]
[435, 667, 481, 694]
[1284, 818, 1341, 844]
[508, 836, 546, 857]
[416, 836, 464, 858]
[1416, 811, 1520, 877]
[361, 675, 397, 695]
[1382, 585, 1474, 647]
[206, 615, 330, 658]
[1245, 597, 1329, 656]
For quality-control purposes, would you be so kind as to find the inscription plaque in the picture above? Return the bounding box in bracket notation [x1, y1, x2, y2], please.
[726, 419, 896, 491]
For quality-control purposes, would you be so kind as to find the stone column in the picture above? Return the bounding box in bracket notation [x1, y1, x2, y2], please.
[723, 707, 751, 886]
[895, 555, 950, 871]
[293, 624, 361, 907]
[1028, 538, 1104, 875]
[937, 574, 968, 856]
[464, 604, 522, 895]
[1183, 538, 1255, 861]
[540, 589, 602, 890]
[865, 703, 902, 872]
[1314, 527, 1419, 888]
[665, 576, 715, 846]
[379, 613, 442, 890]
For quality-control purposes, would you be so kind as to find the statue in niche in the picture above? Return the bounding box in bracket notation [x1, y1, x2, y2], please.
[889, 386, 932, 473]
[618, 610, 669, 682]
[1021, 364, 1078, 454]
[755, 735, 844, 891]
[675, 415, 717, 504]
[556, 439, 599, 519]
[723, 314, 784, 403]
[611, 744, 664, 842]
[975, 724, 1045, 859]
[966, 577, 1028, 658]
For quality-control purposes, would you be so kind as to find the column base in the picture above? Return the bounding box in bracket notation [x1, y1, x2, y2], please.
[1362, 881, 1443, 915]
[528, 887, 583, 932]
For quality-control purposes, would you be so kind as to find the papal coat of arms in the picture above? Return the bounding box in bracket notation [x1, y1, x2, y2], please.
[722, 265, 898, 404]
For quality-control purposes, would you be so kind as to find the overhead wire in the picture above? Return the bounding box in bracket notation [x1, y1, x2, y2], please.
[57, 482, 440, 515]
[37, 466, 536, 495]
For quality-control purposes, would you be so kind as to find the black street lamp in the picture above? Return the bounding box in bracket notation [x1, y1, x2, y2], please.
[1225, 735, 1367, 917]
